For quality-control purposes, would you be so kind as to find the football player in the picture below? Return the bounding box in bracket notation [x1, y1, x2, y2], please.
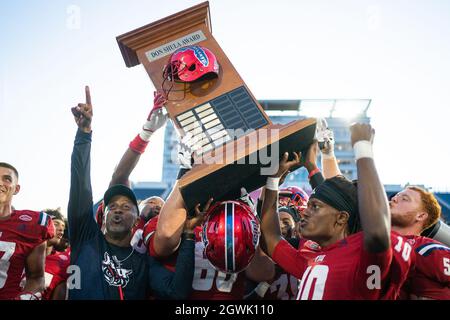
[259, 123, 413, 299]
[0, 162, 54, 300]
[278, 187, 308, 238]
[42, 209, 70, 300]
[390, 187, 450, 299]
[144, 194, 275, 300]
[247, 206, 301, 300]
[319, 126, 450, 299]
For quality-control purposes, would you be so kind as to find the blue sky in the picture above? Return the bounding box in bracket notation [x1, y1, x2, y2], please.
[1, 0, 450, 213]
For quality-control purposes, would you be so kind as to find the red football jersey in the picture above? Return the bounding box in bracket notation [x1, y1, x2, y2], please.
[400, 236, 450, 299]
[143, 216, 246, 300]
[0, 210, 54, 299]
[264, 266, 299, 300]
[43, 249, 70, 300]
[272, 231, 413, 300]
[130, 218, 147, 254]
[263, 239, 318, 300]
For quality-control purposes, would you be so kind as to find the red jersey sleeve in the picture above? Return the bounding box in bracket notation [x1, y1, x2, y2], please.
[272, 239, 308, 280]
[415, 240, 450, 285]
[411, 239, 450, 299]
[354, 232, 413, 299]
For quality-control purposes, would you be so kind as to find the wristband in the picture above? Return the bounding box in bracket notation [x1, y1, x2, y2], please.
[129, 134, 149, 154]
[182, 232, 195, 241]
[353, 140, 373, 161]
[139, 126, 153, 142]
[308, 167, 321, 179]
[310, 171, 325, 190]
[266, 177, 280, 191]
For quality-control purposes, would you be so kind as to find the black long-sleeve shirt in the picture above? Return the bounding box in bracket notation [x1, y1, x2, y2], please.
[68, 129, 194, 300]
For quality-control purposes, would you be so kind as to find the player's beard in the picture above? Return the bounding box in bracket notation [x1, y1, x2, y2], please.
[391, 210, 416, 228]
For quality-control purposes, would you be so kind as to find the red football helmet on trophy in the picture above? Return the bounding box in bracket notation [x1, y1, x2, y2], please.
[163, 45, 219, 83]
[279, 186, 309, 214]
[202, 200, 260, 274]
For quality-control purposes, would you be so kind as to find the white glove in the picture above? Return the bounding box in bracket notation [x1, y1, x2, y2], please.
[239, 187, 257, 216]
[140, 91, 168, 141]
[316, 118, 335, 159]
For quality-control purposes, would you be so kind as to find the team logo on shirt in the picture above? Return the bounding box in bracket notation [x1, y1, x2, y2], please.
[19, 214, 32, 222]
[59, 254, 69, 261]
[315, 255, 326, 262]
[304, 240, 321, 251]
[101, 252, 133, 288]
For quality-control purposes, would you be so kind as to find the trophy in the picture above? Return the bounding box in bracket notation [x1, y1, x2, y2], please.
[117, 1, 316, 211]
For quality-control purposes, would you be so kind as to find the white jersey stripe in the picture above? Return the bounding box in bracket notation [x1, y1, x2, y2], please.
[418, 243, 450, 256]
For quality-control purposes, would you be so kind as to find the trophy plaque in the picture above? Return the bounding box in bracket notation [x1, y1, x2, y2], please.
[117, 1, 316, 211]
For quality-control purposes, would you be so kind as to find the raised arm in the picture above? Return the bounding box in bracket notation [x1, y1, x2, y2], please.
[152, 183, 187, 257]
[319, 127, 342, 179]
[149, 201, 207, 299]
[350, 123, 390, 253]
[68, 86, 97, 245]
[302, 142, 325, 189]
[151, 134, 208, 257]
[110, 91, 167, 187]
[260, 152, 301, 257]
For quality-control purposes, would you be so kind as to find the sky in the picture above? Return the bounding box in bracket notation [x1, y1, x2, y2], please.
[1, 0, 450, 214]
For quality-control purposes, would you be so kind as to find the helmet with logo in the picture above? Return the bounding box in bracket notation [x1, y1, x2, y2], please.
[202, 200, 260, 274]
[279, 186, 309, 214]
[163, 45, 219, 83]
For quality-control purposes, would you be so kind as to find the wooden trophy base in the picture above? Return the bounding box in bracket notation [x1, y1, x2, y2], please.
[178, 118, 317, 211]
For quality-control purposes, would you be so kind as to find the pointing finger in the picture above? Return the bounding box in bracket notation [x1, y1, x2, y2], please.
[85, 86, 92, 105]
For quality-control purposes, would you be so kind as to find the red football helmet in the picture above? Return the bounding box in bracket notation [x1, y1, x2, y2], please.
[163, 45, 219, 83]
[202, 200, 260, 274]
[279, 186, 309, 214]
[95, 201, 105, 229]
